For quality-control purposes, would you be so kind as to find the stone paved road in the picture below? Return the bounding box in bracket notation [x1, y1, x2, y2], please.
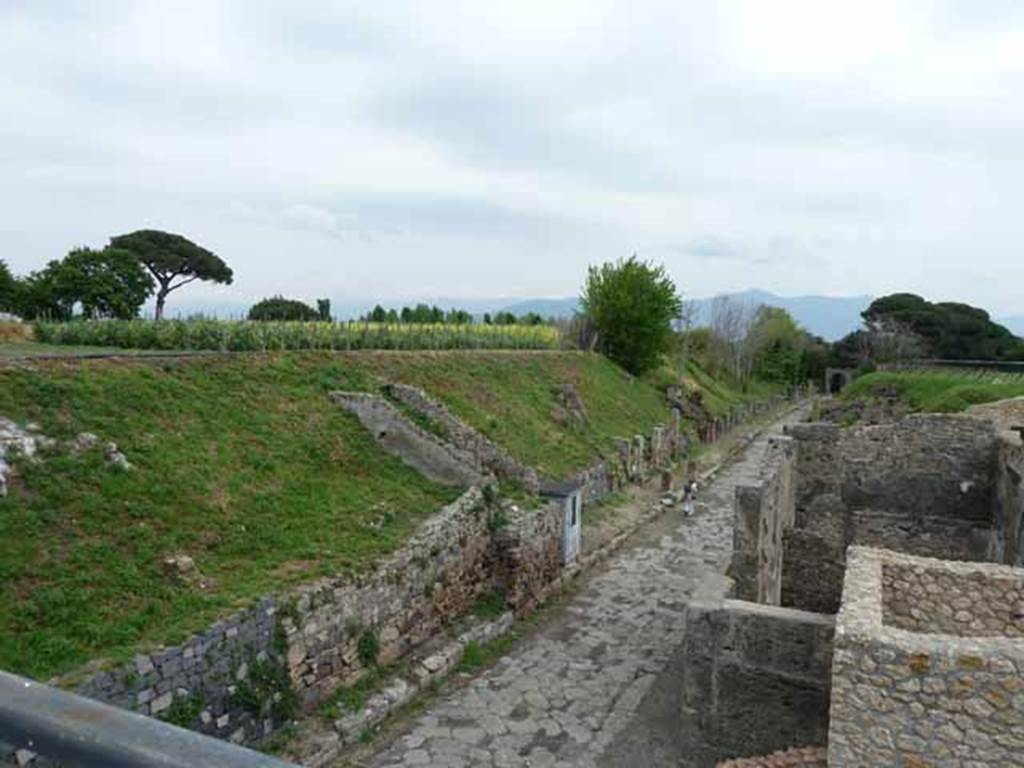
[360, 410, 805, 768]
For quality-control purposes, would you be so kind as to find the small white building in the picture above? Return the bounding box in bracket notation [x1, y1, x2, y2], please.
[540, 480, 583, 565]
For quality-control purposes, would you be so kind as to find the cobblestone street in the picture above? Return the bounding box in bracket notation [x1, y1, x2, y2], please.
[357, 409, 805, 768]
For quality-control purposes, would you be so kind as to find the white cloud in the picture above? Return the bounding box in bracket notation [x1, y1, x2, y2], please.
[0, 0, 1022, 315]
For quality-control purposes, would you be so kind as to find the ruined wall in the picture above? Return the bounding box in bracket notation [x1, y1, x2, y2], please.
[731, 436, 796, 605]
[328, 391, 486, 487]
[992, 433, 1024, 566]
[788, 415, 999, 524]
[492, 501, 564, 614]
[829, 547, 1024, 767]
[381, 383, 540, 492]
[781, 416, 1001, 613]
[680, 600, 834, 767]
[74, 489, 488, 744]
[381, 382, 682, 505]
[70, 488, 569, 748]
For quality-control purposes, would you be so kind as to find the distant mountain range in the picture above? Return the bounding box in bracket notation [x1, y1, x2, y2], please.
[501, 290, 874, 341]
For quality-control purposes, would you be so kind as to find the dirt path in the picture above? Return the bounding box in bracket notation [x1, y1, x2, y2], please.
[343, 407, 807, 768]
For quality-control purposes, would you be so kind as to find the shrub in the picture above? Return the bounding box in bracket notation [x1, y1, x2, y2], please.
[248, 296, 321, 322]
[581, 256, 682, 375]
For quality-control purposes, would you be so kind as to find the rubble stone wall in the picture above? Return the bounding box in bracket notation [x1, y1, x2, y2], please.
[71, 488, 568, 748]
[828, 547, 1024, 767]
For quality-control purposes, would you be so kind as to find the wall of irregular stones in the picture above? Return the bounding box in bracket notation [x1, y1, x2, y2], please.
[681, 599, 834, 767]
[68, 488, 571, 748]
[829, 548, 1024, 767]
[780, 416, 1002, 614]
[731, 435, 797, 605]
[883, 558, 1024, 638]
[71, 489, 471, 743]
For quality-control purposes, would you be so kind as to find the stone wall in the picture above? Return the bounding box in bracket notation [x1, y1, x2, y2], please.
[731, 436, 796, 605]
[70, 488, 570, 748]
[681, 600, 834, 767]
[379, 382, 683, 505]
[381, 383, 540, 492]
[492, 501, 565, 614]
[787, 415, 999, 525]
[828, 547, 1024, 767]
[328, 391, 486, 487]
[883, 558, 1024, 638]
[781, 416, 1001, 613]
[992, 432, 1024, 567]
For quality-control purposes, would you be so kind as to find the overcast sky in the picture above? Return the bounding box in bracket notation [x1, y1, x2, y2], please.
[2, 1, 1022, 316]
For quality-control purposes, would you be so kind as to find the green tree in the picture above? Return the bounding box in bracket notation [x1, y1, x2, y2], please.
[862, 293, 1020, 361]
[110, 230, 233, 320]
[0, 260, 16, 313]
[316, 298, 331, 321]
[14, 248, 154, 320]
[580, 256, 682, 375]
[53, 247, 154, 319]
[368, 305, 388, 323]
[248, 296, 320, 321]
[748, 307, 806, 384]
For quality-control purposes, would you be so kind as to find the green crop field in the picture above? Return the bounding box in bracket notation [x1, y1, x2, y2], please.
[34, 319, 560, 352]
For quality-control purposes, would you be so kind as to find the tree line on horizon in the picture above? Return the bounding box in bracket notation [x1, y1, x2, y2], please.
[3, 230, 1020, 378]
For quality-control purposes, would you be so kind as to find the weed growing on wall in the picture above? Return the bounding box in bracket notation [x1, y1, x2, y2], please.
[357, 629, 380, 668]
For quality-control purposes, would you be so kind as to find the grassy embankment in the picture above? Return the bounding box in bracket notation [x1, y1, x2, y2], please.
[840, 369, 1024, 414]
[0, 351, 671, 681]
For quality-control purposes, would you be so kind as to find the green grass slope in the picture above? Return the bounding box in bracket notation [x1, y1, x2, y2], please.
[0, 351, 671, 680]
[840, 370, 1024, 413]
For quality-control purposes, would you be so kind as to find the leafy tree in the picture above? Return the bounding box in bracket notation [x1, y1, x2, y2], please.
[248, 296, 320, 321]
[493, 311, 517, 325]
[316, 298, 331, 321]
[580, 256, 682, 375]
[862, 293, 1021, 361]
[748, 307, 806, 384]
[518, 312, 544, 326]
[0, 260, 16, 313]
[14, 248, 153, 320]
[109, 230, 233, 320]
[368, 305, 388, 322]
[52, 247, 153, 319]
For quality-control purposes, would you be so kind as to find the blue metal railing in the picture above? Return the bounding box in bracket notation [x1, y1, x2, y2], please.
[0, 671, 297, 768]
